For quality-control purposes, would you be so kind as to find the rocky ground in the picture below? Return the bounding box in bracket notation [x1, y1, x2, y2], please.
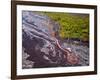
[22, 11, 89, 69]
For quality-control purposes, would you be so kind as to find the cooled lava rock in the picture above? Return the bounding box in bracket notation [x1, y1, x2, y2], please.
[22, 11, 89, 69]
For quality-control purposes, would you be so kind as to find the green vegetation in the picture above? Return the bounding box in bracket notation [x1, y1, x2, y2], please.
[42, 12, 89, 41]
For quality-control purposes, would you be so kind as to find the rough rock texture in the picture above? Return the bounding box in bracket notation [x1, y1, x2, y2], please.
[22, 11, 89, 69]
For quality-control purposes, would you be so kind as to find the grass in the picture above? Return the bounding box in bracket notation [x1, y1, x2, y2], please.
[39, 12, 89, 41]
